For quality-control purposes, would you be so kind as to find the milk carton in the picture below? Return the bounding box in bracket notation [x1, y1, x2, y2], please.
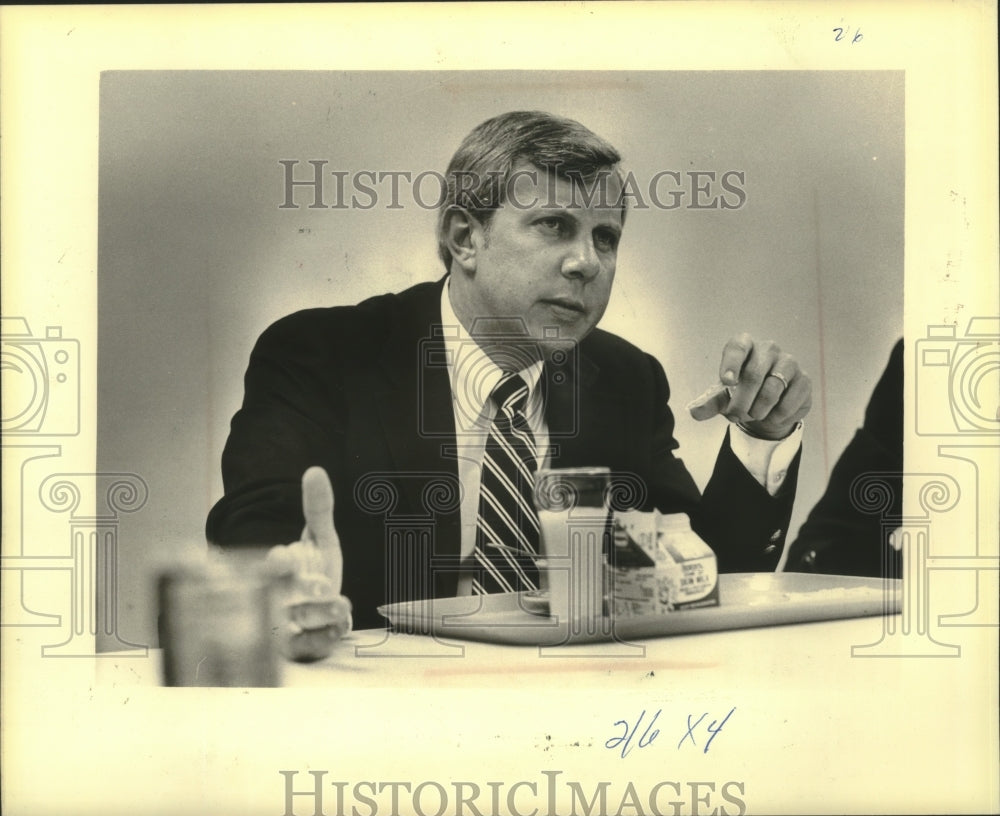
[609, 510, 719, 617]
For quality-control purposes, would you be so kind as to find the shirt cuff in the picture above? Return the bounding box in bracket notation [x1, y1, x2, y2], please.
[728, 422, 803, 496]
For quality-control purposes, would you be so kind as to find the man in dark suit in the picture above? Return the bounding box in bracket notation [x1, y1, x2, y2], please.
[207, 111, 812, 656]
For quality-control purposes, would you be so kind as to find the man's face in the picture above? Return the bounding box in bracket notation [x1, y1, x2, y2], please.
[455, 163, 623, 351]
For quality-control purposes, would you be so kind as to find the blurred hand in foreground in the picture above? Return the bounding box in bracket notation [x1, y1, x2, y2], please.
[265, 466, 352, 662]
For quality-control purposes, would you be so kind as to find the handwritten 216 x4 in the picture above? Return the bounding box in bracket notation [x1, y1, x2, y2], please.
[606, 708, 737, 759]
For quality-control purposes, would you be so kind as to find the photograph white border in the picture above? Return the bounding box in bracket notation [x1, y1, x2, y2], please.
[2, 4, 997, 815]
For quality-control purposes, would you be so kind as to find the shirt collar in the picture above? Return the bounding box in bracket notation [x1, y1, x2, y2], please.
[441, 279, 544, 431]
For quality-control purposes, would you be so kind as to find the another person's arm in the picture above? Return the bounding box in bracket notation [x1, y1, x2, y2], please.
[784, 339, 903, 576]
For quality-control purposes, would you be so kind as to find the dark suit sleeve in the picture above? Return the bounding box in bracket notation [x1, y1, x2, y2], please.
[785, 339, 903, 577]
[205, 312, 346, 548]
[698, 431, 801, 571]
[644, 353, 801, 573]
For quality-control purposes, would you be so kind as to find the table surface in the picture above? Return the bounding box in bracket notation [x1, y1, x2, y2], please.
[79, 574, 999, 816]
[99, 606, 905, 689]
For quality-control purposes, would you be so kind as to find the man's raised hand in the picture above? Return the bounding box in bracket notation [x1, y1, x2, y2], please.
[687, 333, 812, 440]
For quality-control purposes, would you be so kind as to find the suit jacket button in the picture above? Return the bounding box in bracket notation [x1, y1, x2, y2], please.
[769, 528, 782, 541]
[764, 543, 778, 555]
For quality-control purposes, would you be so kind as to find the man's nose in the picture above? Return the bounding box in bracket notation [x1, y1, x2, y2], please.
[560, 236, 601, 280]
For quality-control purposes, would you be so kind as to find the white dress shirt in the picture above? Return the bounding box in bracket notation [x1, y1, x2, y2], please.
[439, 283, 802, 594]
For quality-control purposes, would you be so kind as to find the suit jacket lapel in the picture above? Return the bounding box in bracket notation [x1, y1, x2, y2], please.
[371, 279, 463, 581]
[544, 343, 630, 473]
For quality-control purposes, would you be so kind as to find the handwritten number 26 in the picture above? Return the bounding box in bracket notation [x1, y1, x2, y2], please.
[833, 27, 864, 44]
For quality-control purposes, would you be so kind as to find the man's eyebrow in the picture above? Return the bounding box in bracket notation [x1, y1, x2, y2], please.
[590, 216, 623, 239]
[595, 220, 623, 235]
[534, 204, 621, 225]
[528, 204, 579, 222]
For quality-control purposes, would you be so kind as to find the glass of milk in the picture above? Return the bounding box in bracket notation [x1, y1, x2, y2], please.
[533, 467, 612, 637]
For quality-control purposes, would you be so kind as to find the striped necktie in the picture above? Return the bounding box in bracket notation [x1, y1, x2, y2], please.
[472, 373, 541, 594]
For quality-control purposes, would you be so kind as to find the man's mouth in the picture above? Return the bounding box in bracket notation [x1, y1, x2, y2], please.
[541, 297, 586, 317]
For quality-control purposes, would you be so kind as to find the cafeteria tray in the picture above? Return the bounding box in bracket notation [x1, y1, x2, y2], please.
[377, 572, 901, 646]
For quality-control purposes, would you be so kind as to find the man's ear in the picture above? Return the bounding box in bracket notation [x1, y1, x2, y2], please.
[442, 206, 482, 273]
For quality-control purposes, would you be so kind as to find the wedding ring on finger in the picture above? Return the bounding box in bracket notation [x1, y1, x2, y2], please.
[766, 371, 790, 391]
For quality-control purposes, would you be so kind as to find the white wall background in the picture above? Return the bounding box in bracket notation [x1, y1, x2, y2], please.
[97, 71, 903, 648]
